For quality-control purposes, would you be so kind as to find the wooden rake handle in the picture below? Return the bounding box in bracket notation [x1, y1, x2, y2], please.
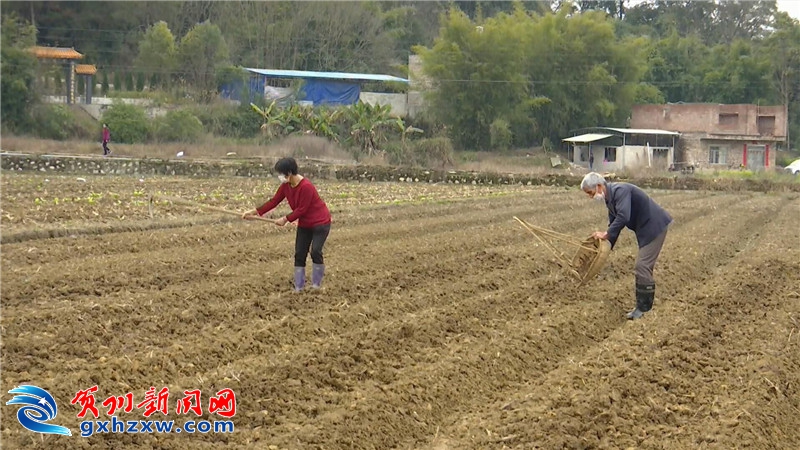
[151, 194, 278, 223]
[513, 216, 570, 264]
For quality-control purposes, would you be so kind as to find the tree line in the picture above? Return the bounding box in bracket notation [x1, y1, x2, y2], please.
[418, 1, 800, 149]
[1, 1, 798, 151]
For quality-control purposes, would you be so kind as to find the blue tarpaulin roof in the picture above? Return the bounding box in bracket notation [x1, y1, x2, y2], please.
[300, 79, 360, 105]
[244, 68, 408, 84]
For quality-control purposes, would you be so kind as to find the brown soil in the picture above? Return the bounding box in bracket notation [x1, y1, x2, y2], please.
[2, 174, 799, 449]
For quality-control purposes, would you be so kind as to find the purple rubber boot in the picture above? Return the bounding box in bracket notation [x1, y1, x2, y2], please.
[311, 263, 325, 289]
[293, 267, 306, 292]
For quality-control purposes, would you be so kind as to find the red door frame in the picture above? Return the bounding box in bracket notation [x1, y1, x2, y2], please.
[743, 144, 747, 168]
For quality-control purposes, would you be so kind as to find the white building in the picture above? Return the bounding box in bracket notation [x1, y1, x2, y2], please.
[563, 127, 680, 171]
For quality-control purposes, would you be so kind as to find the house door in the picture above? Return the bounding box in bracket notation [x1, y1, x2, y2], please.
[652, 148, 670, 170]
[747, 145, 765, 170]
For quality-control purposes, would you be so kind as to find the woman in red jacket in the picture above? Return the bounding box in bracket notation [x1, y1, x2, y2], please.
[242, 157, 332, 292]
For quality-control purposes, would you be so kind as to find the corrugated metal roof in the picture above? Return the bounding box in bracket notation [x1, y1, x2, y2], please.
[245, 68, 408, 83]
[563, 133, 613, 143]
[29, 46, 83, 60]
[604, 127, 680, 136]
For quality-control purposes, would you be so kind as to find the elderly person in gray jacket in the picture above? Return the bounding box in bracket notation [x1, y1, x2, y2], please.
[581, 172, 672, 319]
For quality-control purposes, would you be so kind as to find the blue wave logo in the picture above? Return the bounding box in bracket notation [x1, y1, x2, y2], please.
[6, 385, 72, 436]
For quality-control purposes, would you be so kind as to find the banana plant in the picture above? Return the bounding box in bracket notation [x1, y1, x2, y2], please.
[345, 101, 395, 159]
[307, 107, 344, 142]
[282, 103, 311, 135]
[250, 101, 287, 139]
[393, 117, 423, 145]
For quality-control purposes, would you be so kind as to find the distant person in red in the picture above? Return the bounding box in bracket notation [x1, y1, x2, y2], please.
[102, 123, 111, 156]
[242, 157, 332, 292]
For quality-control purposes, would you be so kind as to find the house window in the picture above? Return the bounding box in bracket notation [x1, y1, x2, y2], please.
[757, 116, 776, 135]
[709, 146, 727, 164]
[652, 148, 670, 160]
[604, 147, 617, 162]
[719, 113, 739, 126]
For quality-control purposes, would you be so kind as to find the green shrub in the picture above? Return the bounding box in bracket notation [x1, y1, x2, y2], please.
[30, 104, 73, 140]
[186, 104, 218, 128]
[154, 109, 204, 143]
[384, 141, 417, 166]
[189, 103, 260, 139]
[125, 72, 134, 91]
[489, 118, 512, 151]
[385, 138, 454, 168]
[101, 72, 109, 95]
[102, 103, 150, 143]
[215, 65, 249, 91]
[70, 109, 102, 141]
[414, 137, 454, 168]
[218, 104, 262, 138]
[777, 151, 800, 167]
[28, 104, 99, 141]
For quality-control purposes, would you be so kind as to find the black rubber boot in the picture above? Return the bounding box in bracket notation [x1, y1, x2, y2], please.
[636, 283, 655, 312]
[627, 283, 655, 320]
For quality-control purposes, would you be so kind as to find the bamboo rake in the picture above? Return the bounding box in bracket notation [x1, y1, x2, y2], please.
[513, 216, 601, 278]
[514, 217, 570, 265]
[513, 217, 600, 250]
[513, 217, 592, 249]
[150, 194, 278, 223]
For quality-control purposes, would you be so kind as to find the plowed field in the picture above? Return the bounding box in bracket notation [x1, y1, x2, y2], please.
[2, 173, 799, 449]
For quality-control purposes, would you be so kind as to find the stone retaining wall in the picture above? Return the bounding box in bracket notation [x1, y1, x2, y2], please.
[2, 153, 798, 192]
[0, 153, 576, 186]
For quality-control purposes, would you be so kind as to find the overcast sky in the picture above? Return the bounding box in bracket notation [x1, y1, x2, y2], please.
[777, 0, 800, 19]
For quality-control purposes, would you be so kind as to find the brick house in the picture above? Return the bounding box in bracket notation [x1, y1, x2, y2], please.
[630, 103, 787, 171]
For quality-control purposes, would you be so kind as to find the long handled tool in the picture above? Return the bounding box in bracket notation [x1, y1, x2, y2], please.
[513, 216, 610, 286]
[513, 217, 588, 249]
[149, 194, 278, 223]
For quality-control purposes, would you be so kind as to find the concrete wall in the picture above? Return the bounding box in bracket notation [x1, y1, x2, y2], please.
[572, 145, 674, 171]
[631, 103, 787, 139]
[44, 95, 169, 120]
[572, 145, 613, 170]
[408, 55, 432, 91]
[406, 91, 426, 119]
[619, 145, 674, 170]
[44, 95, 154, 108]
[0, 153, 576, 186]
[358, 92, 407, 117]
[677, 133, 704, 166]
[406, 54, 429, 118]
